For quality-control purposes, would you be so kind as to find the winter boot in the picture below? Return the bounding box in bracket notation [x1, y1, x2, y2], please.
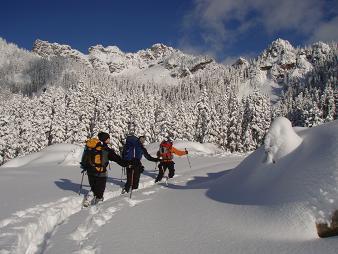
[92, 196, 104, 205]
[83, 191, 94, 207]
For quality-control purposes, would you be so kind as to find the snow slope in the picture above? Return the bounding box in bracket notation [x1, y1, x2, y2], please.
[0, 121, 338, 254]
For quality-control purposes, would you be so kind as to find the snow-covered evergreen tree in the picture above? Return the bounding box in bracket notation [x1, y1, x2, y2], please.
[195, 87, 211, 143]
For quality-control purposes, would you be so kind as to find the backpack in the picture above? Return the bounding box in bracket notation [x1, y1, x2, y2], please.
[122, 135, 143, 161]
[158, 140, 173, 160]
[80, 138, 105, 173]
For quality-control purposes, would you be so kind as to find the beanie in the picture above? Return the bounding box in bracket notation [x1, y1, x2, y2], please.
[98, 132, 110, 142]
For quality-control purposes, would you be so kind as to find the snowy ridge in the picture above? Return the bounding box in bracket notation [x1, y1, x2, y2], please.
[1, 144, 83, 168]
[32, 39, 216, 83]
[32, 39, 91, 67]
[29, 37, 337, 99]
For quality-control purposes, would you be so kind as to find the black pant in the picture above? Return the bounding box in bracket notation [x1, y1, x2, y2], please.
[88, 174, 107, 199]
[124, 165, 141, 191]
[155, 161, 175, 182]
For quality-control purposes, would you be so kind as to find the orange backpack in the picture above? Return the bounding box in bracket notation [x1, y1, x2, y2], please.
[80, 138, 105, 173]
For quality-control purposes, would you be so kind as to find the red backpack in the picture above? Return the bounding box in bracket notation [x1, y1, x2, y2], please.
[159, 140, 173, 160]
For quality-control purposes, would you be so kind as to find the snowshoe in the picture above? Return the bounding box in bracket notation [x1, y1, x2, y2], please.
[82, 191, 94, 208]
[91, 197, 104, 206]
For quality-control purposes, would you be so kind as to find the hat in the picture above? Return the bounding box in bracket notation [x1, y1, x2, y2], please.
[98, 132, 110, 142]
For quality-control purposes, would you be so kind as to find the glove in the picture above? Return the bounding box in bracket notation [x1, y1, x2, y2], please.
[185, 150, 189, 155]
[140, 165, 145, 173]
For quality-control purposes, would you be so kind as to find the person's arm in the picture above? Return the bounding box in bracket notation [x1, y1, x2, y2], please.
[108, 148, 129, 167]
[171, 146, 188, 156]
[142, 146, 160, 162]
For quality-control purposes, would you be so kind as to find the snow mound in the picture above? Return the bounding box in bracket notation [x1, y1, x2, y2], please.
[146, 140, 222, 156]
[208, 120, 338, 223]
[264, 117, 303, 163]
[1, 144, 83, 168]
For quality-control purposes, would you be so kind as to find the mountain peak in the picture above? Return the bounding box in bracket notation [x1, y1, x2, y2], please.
[32, 39, 91, 67]
[259, 38, 296, 72]
[88, 44, 123, 55]
[31, 39, 217, 80]
[232, 57, 249, 68]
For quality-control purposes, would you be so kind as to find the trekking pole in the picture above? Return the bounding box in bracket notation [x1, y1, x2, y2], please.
[185, 148, 192, 169]
[129, 167, 134, 199]
[154, 162, 158, 172]
[121, 167, 125, 182]
[78, 170, 85, 195]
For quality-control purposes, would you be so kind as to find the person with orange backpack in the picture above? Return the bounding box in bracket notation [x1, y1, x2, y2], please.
[155, 138, 188, 183]
[80, 132, 131, 206]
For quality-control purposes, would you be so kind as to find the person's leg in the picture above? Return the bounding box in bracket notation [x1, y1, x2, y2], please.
[83, 174, 95, 206]
[168, 162, 175, 178]
[124, 167, 132, 192]
[95, 177, 107, 200]
[87, 174, 95, 193]
[155, 163, 165, 182]
[132, 166, 141, 189]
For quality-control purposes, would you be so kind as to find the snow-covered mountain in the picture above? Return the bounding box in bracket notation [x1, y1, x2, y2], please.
[32, 39, 217, 84]
[257, 38, 334, 84]
[31, 38, 337, 94]
[0, 37, 336, 167]
[0, 119, 338, 253]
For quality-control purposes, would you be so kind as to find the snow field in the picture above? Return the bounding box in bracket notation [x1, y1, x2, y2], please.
[1, 120, 338, 254]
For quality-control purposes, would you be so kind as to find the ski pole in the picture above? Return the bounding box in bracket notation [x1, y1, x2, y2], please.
[154, 162, 158, 172]
[121, 167, 125, 182]
[78, 170, 85, 195]
[185, 148, 192, 169]
[129, 167, 134, 199]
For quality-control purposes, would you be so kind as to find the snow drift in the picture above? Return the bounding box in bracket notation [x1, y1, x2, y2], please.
[1, 144, 83, 168]
[146, 140, 222, 156]
[264, 117, 303, 164]
[208, 119, 338, 222]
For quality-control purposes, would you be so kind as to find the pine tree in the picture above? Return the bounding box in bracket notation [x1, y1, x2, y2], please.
[195, 87, 211, 143]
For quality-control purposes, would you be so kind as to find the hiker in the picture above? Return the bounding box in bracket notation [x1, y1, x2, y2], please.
[81, 132, 130, 205]
[155, 138, 188, 183]
[121, 135, 160, 193]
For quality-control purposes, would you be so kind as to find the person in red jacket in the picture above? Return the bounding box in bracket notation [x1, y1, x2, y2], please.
[155, 138, 188, 183]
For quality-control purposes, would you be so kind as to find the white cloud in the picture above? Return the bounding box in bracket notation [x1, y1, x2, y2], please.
[178, 35, 218, 59]
[181, 0, 335, 55]
[308, 16, 338, 43]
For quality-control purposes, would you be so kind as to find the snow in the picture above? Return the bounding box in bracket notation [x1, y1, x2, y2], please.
[0, 121, 338, 253]
[1, 144, 83, 168]
[146, 140, 222, 155]
[264, 117, 303, 163]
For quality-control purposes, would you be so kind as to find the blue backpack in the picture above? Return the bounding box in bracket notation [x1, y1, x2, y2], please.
[122, 135, 143, 161]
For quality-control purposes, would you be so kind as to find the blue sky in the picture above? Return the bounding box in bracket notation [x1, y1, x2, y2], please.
[1, 0, 337, 63]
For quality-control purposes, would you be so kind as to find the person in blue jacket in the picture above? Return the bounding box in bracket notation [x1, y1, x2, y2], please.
[121, 135, 160, 193]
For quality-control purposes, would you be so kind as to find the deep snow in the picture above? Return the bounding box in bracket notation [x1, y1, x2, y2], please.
[1, 119, 338, 254]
